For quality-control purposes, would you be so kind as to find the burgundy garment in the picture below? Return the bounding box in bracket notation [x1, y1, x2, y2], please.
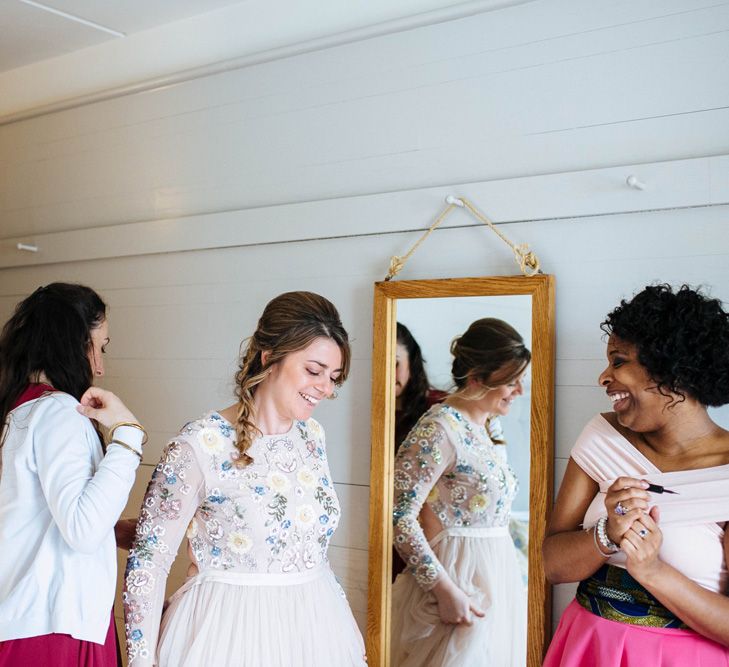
[0, 611, 119, 667]
[1, 384, 121, 666]
[10, 382, 56, 410]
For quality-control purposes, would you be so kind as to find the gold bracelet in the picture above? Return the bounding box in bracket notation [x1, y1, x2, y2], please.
[108, 438, 143, 462]
[108, 421, 148, 447]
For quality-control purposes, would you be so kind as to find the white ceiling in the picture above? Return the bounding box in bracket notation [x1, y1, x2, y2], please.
[0, 0, 522, 119]
[0, 0, 242, 72]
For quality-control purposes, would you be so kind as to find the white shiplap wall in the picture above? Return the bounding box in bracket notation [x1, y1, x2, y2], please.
[1, 0, 729, 654]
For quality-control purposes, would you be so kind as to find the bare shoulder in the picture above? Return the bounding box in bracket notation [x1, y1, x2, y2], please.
[712, 426, 729, 464]
[600, 411, 643, 448]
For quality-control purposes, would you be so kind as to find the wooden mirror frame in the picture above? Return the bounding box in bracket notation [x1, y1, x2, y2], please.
[366, 274, 555, 667]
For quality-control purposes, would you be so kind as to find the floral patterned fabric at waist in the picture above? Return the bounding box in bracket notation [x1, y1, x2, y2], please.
[576, 564, 688, 629]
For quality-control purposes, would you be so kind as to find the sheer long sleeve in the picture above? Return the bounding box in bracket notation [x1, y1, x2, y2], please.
[392, 418, 455, 590]
[123, 438, 204, 666]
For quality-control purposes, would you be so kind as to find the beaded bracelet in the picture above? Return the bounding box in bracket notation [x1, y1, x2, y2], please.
[108, 438, 143, 463]
[108, 421, 148, 447]
[595, 516, 620, 555]
[592, 524, 611, 558]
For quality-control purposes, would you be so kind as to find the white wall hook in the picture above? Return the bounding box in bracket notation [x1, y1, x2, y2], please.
[445, 195, 465, 207]
[17, 243, 39, 252]
[626, 175, 647, 191]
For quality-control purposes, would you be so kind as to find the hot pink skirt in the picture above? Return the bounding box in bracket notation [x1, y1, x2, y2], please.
[544, 600, 729, 667]
[0, 610, 119, 667]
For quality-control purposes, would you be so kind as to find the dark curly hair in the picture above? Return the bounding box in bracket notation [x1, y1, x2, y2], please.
[601, 284, 729, 407]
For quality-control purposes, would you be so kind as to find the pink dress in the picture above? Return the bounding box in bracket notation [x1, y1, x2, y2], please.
[544, 414, 729, 667]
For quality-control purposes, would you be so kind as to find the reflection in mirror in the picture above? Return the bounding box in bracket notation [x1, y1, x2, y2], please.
[391, 296, 532, 666]
[366, 276, 554, 667]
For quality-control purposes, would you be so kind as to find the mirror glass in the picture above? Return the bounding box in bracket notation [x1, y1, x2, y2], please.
[366, 275, 554, 667]
[391, 295, 532, 665]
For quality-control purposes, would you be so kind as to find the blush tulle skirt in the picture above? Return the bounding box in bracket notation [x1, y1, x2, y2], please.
[544, 599, 729, 667]
[390, 526, 527, 667]
[156, 565, 366, 667]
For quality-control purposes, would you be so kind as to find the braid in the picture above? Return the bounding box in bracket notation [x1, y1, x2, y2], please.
[232, 340, 267, 467]
[230, 291, 351, 467]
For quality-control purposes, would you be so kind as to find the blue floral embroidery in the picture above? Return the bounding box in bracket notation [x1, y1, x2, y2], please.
[392, 404, 519, 589]
[123, 415, 345, 666]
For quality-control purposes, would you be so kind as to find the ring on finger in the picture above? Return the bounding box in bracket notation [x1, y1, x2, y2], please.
[614, 502, 628, 516]
[638, 528, 648, 538]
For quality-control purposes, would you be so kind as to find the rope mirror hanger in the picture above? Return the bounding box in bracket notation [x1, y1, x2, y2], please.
[384, 196, 541, 281]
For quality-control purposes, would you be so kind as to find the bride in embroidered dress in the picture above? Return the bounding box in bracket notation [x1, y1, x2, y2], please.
[390, 318, 530, 666]
[122, 291, 366, 667]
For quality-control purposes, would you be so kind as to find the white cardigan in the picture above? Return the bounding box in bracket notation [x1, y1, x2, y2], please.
[0, 392, 142, 644]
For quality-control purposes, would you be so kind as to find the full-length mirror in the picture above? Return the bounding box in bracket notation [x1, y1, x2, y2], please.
[366, 275, 555, 667]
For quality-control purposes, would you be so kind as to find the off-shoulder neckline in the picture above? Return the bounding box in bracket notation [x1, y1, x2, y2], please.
[596, 413, 729, 475]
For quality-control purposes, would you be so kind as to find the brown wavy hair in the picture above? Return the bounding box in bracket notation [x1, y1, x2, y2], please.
[232, 291, 350, 466]
[451, 318, 531, 397]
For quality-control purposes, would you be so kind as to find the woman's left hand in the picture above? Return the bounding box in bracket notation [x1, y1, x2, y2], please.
[620, 506, 664, 584]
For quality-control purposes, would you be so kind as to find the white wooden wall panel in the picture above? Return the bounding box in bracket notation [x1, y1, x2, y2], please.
[3, 155, 729, 268]
[2, 0, 729, 651]
[1, 0, 728, 239]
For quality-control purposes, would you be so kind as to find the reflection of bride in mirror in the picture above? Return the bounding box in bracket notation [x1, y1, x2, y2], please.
[391, 319, 529, 666]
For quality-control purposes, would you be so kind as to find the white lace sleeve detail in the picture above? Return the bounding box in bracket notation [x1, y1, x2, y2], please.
[123, 438, 204, 666]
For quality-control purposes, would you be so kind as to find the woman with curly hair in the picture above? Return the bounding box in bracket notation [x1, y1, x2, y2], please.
[122, 291, 365, 667]
[543, 284, 729, 666]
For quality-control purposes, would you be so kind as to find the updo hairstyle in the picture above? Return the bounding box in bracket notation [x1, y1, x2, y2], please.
[601, 284, 729, 407]
[451, 318, 531, 397]
[233, 291, 350, 465]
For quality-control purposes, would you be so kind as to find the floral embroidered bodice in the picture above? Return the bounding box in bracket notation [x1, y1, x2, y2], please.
[392, 403, 518, 590]
[123, 412, 341, 665]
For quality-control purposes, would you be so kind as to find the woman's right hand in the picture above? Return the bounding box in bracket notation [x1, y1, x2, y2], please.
[604, 476, 650, 545]
[76, 386, 137, 429]
[431, 576, 485, 626]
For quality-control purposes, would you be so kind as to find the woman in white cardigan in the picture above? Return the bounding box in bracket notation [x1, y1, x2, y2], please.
[0, 283, 145, 666]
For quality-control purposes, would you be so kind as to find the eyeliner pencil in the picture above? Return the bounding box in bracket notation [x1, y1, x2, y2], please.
[645, 482, 678, 495]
